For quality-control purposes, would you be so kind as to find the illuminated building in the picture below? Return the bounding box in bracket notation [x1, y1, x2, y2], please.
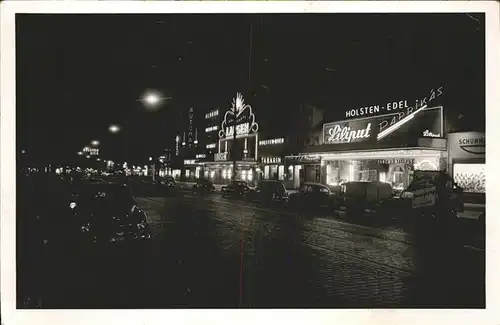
[287, 89, 448, 192]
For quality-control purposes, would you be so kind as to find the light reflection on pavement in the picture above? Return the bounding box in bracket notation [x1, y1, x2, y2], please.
[133, 192, 484, 308]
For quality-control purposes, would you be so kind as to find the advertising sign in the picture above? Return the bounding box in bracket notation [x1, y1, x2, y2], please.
[188, 108, 194, 146]
[344, 86, 443, 119]
[447, 132, 485, 159]
[323, 106, 443, 149]
[261, 156, 282, 164]
[285, 155, 321, 165]
[215, 152, 228, 161]
[83, 147, 99, 156]
[412, 184, 437, 209]
[219, 93, 259, 139]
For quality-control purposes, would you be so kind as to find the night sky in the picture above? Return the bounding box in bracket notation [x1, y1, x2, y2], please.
[16, 13, 484, 165]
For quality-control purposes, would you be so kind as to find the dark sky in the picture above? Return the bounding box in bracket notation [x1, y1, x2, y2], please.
[16, 13, 485, 165]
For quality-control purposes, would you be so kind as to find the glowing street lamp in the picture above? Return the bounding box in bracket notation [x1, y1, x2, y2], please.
[109, 124, 121, 134]
[140, 90, 171, 112]
[77, 151, 83, 156]
[91, 140, 100, 146]
[145, 93, 160, 106]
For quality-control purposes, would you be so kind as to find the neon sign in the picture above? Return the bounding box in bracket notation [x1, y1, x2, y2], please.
[205, 109, 219, 119]
[344, 86, 443, 119]
[327, 124, 372, 144]
[225, 122, 250, 137]
[259, 138, 284, 146]
[205, 125, 218, 132]
[423, 130, 441, 138]
[261, 156, 282, 164]
[219, 93, 258, 139]
[175, 135, 180, 156]
[188, 108, 194, 146]
[83, 147, 99, 156]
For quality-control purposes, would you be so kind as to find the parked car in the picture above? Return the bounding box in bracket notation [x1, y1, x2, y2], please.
[394, 172, 464, 220]
[221, 180, 251, 199]
[339, 181, 393, 218]
[192, 178, 216, 193]
[157, 175, 176, 187]
[288, 182, 339, 213]
[247, 180, 288, 204]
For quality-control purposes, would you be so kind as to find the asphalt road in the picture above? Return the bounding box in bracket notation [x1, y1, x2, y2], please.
[128, 190, 485, 308]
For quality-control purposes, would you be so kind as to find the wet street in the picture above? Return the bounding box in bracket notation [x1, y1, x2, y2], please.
[118, 189, 485, 309]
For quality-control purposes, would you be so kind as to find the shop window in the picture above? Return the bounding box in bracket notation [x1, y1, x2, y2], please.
[453, 163, 485, 193]
[264, 165, 270, 180]
[379, 172, 387, 183]
[326, 163, 339, 186]
[392, 167, 405, 191]
[278, 165, 285, 180]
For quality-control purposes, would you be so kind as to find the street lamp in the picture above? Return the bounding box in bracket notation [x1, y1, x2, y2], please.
[109, 124, 121, 134]
[77, 151, 83, 156]
[140, 90, 171, 112]
[91, 140, 100, 146]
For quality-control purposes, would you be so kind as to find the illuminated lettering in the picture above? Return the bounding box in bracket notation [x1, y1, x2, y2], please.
[327, 123, 372, 143]
[259, 138, 285, 146]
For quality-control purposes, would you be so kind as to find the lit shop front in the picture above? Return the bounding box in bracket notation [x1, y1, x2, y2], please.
[204, 93, 259, 185]
[284, 155, 322, 189]
[259, 137, 286, 181]
[299, 103, 447, 192]
[183, 159, 203, 181]
[447, 132, 485, 194]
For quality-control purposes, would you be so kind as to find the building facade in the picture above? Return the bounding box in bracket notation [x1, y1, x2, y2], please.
[288, 88, 447, 191]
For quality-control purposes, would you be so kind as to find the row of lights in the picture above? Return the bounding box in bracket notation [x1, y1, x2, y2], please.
[76, 90, 166, 159]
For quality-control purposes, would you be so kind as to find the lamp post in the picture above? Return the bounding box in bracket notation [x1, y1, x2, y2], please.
[232, 113, 237, 181]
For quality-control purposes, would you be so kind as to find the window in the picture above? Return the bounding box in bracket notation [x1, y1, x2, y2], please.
[453, 163, 485, 193]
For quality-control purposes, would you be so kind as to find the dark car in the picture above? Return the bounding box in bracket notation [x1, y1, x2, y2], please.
[247, 180, 288, 204]
[192, 178, 216, 194]
[157, 175, 176, 187]
[221, 180, 251, 199]
[69, 183, 152, 245]
[339, 181, 394, 218]
[288, 182, 338, 213]
[19, 182, 152, 308]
